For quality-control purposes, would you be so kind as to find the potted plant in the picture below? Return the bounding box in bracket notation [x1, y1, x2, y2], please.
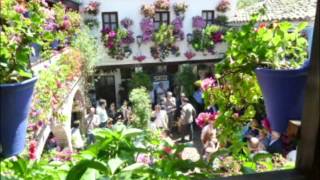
[224, 14, 309, 133]
[216, 0, 231, 13]
[0, 0, 51, 157]
[173, 1, 188, 17]
[154, 0, 170, 11]
[84, 1, 100, 16]
[141, 4, 156, 18]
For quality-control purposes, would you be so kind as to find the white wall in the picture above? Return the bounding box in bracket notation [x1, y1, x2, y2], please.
[80, 0, 237, 66]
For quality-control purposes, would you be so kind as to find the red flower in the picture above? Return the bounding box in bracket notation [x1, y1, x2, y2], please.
[163, 146, 172, 154]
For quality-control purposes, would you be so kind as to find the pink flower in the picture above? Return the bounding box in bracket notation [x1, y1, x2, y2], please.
[201, 77, 216, 91]
[62, 19, 71, 30]
[136, 153, 152, 165]
[184, 51, 196, 60]
[29, 140, 37, 160]
[14, 5, 27, 14]
[134, 55, 146, 62]
[108, 31, 116, 38]
[196, 112, 218, 128]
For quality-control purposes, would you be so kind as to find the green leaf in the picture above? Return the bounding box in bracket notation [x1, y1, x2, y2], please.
[121, 163, 145, 172]
[122, 128, 143, 137]
[66, 160, 108, 180]
[108, 157, 124, 175]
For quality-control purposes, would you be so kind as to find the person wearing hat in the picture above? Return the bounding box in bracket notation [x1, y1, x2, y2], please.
[179, 97, 196, 142]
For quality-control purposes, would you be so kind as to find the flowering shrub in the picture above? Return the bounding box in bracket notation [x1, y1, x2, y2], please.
[191, 25, 225, 53]
[184, 50, 196, 60]
[84, 18, 99, 29]
[192, 16, 206, 30]
[196, 112, 219, 128]
[129, 88, 152, 129]
[136, 153, 153, 165]
[152, 25, 179, 60]
[216, 0, 231, 12]
[120, 18, 133, 29]
[84, 1, 100, 15]
[173, 1, 188, 15]
[140, 18, 155, 42]
[101, 28, 133, 60]
[171, 17, 185, 40]
[154, 0, 170, 10]
[141, 4, 156, 17]
[30, 49, 84, 124]
[133, 55, 146, 62]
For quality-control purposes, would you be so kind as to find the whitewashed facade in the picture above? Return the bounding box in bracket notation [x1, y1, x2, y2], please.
[80, 0, 237, 66]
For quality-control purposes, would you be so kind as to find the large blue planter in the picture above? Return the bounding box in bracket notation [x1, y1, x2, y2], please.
[0, 77, 37, 157]
[256, 68, 308, 133]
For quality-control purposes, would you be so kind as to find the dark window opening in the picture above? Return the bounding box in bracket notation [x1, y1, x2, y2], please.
[102, 12, 118, 30]
[202, 10, 215, 25]
[154, 11, 170, 30]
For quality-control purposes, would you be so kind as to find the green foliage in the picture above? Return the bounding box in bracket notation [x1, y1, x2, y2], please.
[0, 0, 81, 83]
[129, 88, 152, 129]
[129, 72, 153, 91]
[0, 156, 71, 179]
[151, 24, 180, 61]
[175, 65, 197, 98]
[0, 0, 49, 83]
[72, 26, 105, 75]
[153, 24, 176, 46]
[237, 0, 260, 9]
[30, 49, 83, 123]
[191, 25, 224, 52]
[224, 14, 308, 70]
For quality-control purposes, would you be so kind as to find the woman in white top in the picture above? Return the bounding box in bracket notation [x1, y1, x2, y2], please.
[151, 104, 168, 130]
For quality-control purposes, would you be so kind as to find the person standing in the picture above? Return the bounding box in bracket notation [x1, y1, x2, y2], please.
[96, 99, 108, 128]
[164, 91, 176, 131]
[155, 82, 167, 104]
[179, 97, 196, 142]
[201, 120, 219, 161]
[108, 102, 117, 124]
[85, 107, 99, 145]
[151, 104, 168, 130]
[121, 100, 129, 124]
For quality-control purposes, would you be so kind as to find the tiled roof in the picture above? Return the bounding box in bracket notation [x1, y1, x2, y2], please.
[230, 0, 317, 23]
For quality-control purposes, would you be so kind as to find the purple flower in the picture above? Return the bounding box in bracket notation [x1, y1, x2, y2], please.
[122, 30, 135, 44]
[140, 18, 155, 42]
[44, 20, 57, 31]
[184, 51, 196, 60]
[136, 153, 152, 165]
[192, 16, 206, 30]
[213, 32, 223, 43]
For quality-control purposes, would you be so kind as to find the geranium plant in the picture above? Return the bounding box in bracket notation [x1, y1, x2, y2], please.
[140, 18, 155, 42]
[84, 1, 100, 15]
[120, 18, 133, 29]
[154, 0, 170, 11]
[184, 50, 196, 60]
[173, 1, 188, 15]
[0, 0, 52, 83]
[141, 4, 156, 18]
[84, 18, 99, 29]
[191, 25, 224, 53]
[171, 17, 185, 40]
[101, 28, 134, 60]
[133, 55, 146, 62]
[216, 0, 231, 12]
[152, 24, 179, 60]
[192, 16, 206, 30]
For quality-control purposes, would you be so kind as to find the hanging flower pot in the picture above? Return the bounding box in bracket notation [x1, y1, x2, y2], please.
[256, 67, 308, 133]
[0, 77, 38, 157]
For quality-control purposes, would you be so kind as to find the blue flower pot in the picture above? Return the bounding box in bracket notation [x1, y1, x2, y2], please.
[256, 68, 308, 133]
[0, 77, 37, 157]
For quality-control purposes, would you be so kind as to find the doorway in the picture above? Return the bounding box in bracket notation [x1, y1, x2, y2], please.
[95, 75, 116, 106]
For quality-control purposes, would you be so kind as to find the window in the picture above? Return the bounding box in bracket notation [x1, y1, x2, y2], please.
[202, 10, 215, 25]
[154, 11, 170, 30]
[102, 12, 118, 30]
